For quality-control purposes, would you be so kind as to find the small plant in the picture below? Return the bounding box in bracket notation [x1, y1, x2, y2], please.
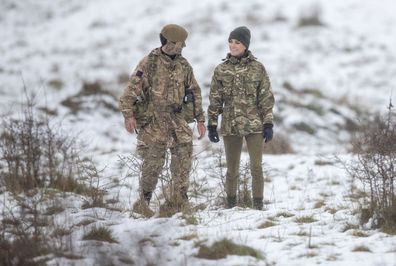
[341, 222, 359, 232]
[178, 233, 198, 241]
[295, 215, 317, 224]
[296, 230, 308, 237]
[297, 4, 325, 27]
[313, 199, 326, 209]
[276, 212, 295, 218]
[352, 245, 371, 252]
[182, 213, 198, 225]
[262, 133, 294, 154]
[326, 254, 340, 261]
[303, 251, 318, 257]
[76, 219, 95, 227]
[293, 122, 317, 135]
[314, 160, 334, 166]
[82, 226, 118, 243]
[45, 205, 65, 215]
[258, 220, 276, 229]
[52, 227, 72, 238]
[351, 230, 369, 237]
[48, 79, 64, 90]
[325, 207, 338, 214]
[196, 239, 263, 260]
[237, 162, 252, 208]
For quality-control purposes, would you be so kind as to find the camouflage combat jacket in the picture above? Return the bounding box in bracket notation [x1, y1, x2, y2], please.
[119, 48, 205, 146]
[207, 51, 274, 136]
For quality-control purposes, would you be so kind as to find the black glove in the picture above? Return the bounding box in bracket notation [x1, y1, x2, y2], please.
[262, 123, 273, 143]
[183, 89, 194, 103]
[207, 125, 220, 143]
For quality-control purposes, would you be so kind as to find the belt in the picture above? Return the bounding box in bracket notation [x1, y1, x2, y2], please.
[154, 104, 182, 113]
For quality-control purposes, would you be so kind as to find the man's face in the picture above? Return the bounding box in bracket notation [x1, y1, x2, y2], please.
[162, 40, 186, 55]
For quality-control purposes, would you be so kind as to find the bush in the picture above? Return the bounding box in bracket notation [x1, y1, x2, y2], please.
[347, 102, 396, 232]
[0, 91, 109, 263]
[0, 93, 93, 194]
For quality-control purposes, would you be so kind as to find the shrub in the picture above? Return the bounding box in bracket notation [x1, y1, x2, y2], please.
[0, 91, 109, 263]
[0, 92, 95, 195]
[346, 102, 396, 232]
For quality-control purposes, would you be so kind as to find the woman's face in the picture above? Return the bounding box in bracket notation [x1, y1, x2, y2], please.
[228, 39, 246, 57]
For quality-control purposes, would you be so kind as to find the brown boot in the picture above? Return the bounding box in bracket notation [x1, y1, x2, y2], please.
[159, 196, 190, 217]
[132, 199, 154, 217]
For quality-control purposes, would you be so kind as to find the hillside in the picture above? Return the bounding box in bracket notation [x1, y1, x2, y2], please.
[1, 0, 396, 265]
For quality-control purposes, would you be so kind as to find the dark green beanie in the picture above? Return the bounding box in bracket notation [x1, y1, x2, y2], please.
[228, 26, 251, 49]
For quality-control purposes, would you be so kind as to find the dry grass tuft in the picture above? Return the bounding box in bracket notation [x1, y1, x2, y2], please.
[196, 239, 263, 260]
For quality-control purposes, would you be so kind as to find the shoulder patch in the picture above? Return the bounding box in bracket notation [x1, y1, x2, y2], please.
[136, 70, 143, 78]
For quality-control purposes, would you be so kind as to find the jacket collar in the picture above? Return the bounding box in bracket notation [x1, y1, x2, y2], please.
[223, 50, 256, 65]
[152, 47, 182, 61]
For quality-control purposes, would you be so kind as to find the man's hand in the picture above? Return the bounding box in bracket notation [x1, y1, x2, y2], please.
[197, 122, 206, 140]
[124, 117, 137, 133]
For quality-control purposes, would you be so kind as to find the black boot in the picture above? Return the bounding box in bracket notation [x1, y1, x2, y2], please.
[226, 196, 237, 208]
[253, 197, 263, 210]
[143, 190, 152, 204]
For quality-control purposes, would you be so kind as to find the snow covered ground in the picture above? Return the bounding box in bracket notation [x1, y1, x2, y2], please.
[1, 0, 396, 265]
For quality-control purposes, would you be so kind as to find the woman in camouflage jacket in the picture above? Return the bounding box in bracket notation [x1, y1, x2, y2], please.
[207, 26, 275, 210]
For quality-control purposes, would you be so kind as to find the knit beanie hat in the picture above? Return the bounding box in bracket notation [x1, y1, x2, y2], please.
[228, 26, 251, 49]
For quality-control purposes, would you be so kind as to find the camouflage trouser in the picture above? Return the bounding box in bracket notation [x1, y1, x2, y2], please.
[137, 141, 193, 199]
[223, 133, 264, 199]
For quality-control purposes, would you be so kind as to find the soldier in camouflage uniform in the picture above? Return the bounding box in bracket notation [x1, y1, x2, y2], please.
[119, 24, 206, 217]
[207, 26, 275, 210]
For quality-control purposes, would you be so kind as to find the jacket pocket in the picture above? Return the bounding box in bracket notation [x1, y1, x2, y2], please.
[219, 75, 234, 97]
[244, 73, 261, 97]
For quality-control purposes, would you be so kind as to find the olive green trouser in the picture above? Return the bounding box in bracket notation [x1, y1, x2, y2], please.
[223, 133, 264, 199]
[137, 142, 193, 198]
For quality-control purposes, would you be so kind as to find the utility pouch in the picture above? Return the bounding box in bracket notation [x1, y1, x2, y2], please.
[182, 88, 195, 123]
[133, 94, 152, 128]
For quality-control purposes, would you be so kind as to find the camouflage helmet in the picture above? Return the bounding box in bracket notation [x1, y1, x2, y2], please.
[160, 24, 188, 43]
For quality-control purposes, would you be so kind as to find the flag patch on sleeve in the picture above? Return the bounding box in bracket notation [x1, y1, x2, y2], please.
[136, 70, 143, 77]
